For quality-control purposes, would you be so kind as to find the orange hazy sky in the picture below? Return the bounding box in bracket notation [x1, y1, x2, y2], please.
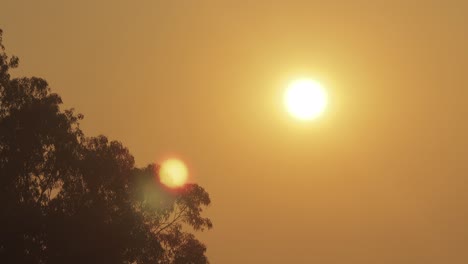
[2, 1, 468, 263]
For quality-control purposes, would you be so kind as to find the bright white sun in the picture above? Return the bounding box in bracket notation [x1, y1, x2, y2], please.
[284, 79, 327, 120]
[159, 159, 188, 188]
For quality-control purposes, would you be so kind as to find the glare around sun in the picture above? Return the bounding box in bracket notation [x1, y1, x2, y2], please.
[284, 79, 327, 120]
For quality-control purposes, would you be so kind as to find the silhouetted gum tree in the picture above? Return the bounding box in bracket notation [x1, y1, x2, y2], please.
[0, 29, 212, 264]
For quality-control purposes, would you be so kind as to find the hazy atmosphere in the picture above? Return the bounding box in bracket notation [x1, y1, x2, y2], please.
[2, 1, 468, 263]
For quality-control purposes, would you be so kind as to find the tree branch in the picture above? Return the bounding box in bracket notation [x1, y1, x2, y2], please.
[154, 205, 187, 235]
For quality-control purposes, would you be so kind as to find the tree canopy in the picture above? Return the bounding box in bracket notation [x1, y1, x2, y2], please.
[0, 29, 212, 264]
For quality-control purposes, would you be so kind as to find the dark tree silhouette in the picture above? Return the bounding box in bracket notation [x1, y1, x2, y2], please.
[0, 29, 212, 264]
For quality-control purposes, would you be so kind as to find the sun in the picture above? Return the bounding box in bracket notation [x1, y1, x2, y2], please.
[284, 79, 327, 120]
[159, 159, 188, 188]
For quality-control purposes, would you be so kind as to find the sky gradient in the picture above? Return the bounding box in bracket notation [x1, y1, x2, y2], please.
[2, 1, 468, 263]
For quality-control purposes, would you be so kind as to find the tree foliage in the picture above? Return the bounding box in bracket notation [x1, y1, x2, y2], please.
[0, 29, 212, 263]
